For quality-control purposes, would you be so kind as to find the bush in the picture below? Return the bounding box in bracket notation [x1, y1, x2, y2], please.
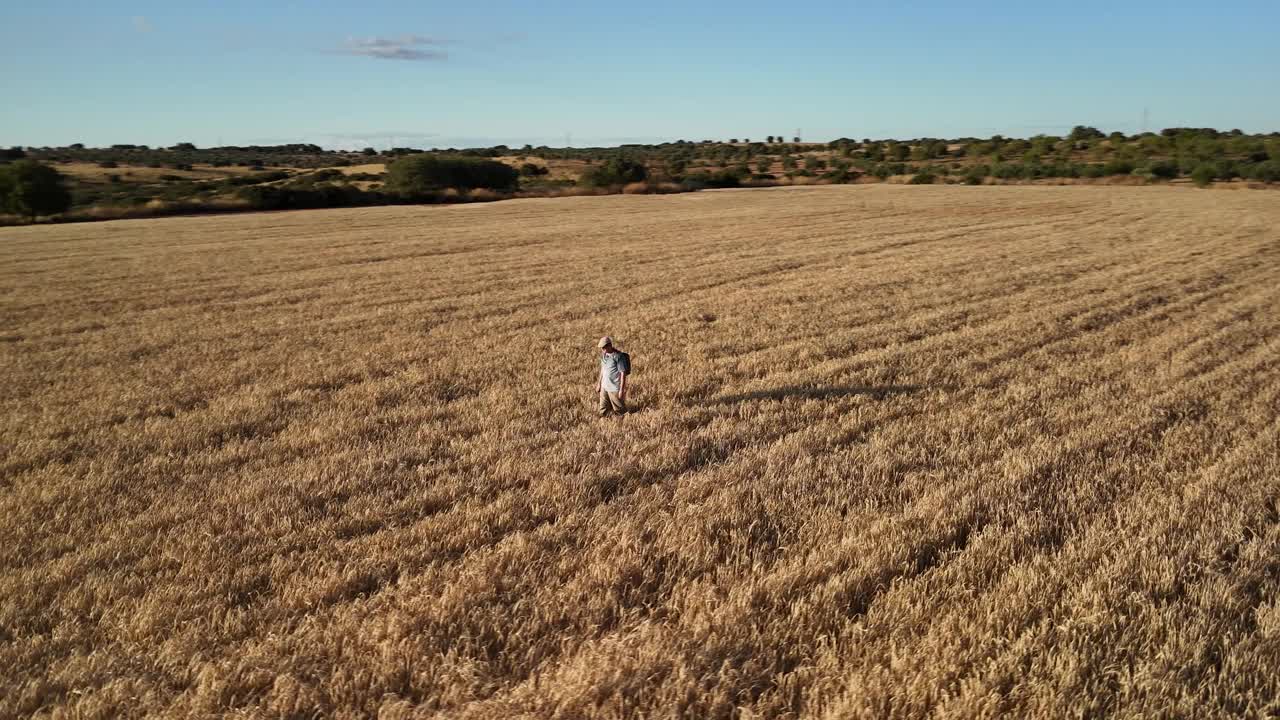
[991, 163, 1024, 180]
[519, 163, 549, 177]
[237, 184, 388, 211]
[681, 169, 741, 190]
[385, 154, 518, 193]
[963, 165, 989, 184]
[221, 170, 291, 187]
[1245, 161, 1280, 183]
[579, 157, 648, 187]
[0, 160, 72, 219]
[1146, 160, 1179, 179]
[908, 171, 937, 185]
[820, 169, 856, 183]
[1191, 165, 1216, 188]
[1103, 159, 1135, 176]
[98, 160, 119, 168]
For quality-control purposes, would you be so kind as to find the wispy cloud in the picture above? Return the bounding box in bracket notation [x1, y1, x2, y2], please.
[132, 16, 152, 33]
[335, 35, 447, 62]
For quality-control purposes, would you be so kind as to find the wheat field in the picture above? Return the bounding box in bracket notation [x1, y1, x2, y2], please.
[2, 185, 1278, 719]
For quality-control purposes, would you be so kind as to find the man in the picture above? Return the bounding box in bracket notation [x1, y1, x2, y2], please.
[595, 336, 631, 417]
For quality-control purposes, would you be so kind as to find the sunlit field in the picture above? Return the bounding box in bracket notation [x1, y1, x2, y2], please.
[3, 185, 1278, 718]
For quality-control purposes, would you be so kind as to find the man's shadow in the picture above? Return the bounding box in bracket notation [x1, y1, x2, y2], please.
[710, 384, 931, 405]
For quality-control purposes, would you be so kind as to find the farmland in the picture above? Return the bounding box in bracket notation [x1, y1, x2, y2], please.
[2, 185, 1278, 718]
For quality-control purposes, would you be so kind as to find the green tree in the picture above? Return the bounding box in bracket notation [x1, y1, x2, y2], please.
[579, 157, 648, 187]
[1069, 126, 1105, 142]
[1191, 164, 1215, 188]
[0, 160, 72, 220]
[384, 154, 518, 194]
[756, 158, 772, 173]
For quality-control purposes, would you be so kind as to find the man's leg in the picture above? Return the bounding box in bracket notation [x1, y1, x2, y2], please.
[598, 390, 611, 416]
[607, 391, 626, 415]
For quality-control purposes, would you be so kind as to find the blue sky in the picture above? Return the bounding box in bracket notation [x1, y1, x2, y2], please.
[2, 1, 1277, 149]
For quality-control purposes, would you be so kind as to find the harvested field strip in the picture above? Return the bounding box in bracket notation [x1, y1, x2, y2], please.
[2, 185, 1278, 718]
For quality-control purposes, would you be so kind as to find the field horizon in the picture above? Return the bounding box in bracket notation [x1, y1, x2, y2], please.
[3, 185, 1279, 718]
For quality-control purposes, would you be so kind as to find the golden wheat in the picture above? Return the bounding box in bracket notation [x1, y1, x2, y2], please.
[2, 185, 1278, 719]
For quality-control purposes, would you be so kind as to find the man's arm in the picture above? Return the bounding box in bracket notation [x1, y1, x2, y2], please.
[618, 372, 627, 400]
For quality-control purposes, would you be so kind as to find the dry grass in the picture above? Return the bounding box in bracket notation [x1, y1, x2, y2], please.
[329, 163, 388, 176]
[2, 185, 1279, 719]
[54, 161, 254, 183]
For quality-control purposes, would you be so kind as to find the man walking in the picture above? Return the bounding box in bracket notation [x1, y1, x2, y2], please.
[595, 336, 631, 417]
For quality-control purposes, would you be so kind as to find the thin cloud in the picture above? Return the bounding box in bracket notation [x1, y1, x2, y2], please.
[335, 35, 447, 62]
[132, 16, 152, 33]
[324, 131, 440, 141]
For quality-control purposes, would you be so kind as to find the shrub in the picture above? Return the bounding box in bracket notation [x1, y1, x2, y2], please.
[681, 169, 741, 190]
[519, 163, 549, 177]
[385, 154, 519, 193]
[908, 171, 937, 185]
[1213, 160, 1240, 180]
[98, 160, 119, 168]
[1103, 159, 1135, 176]
[991, 163, 1023, 180]
[963, 165, 989, 184]
[820, 168, 857, 183]
[310, 169, 344, 182]
[1245, 161, 1280, 183]
[0, 160, 72, 219]
[1191, 165, 1215, 188]
[221, 171, 291, 187]
[579, 158, 648, 188]
[1146, 160, 1179, 180]
[236, 184, 387, 211]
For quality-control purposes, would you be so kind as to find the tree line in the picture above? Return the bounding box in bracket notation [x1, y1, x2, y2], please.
[3, 127, 1277, 222]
